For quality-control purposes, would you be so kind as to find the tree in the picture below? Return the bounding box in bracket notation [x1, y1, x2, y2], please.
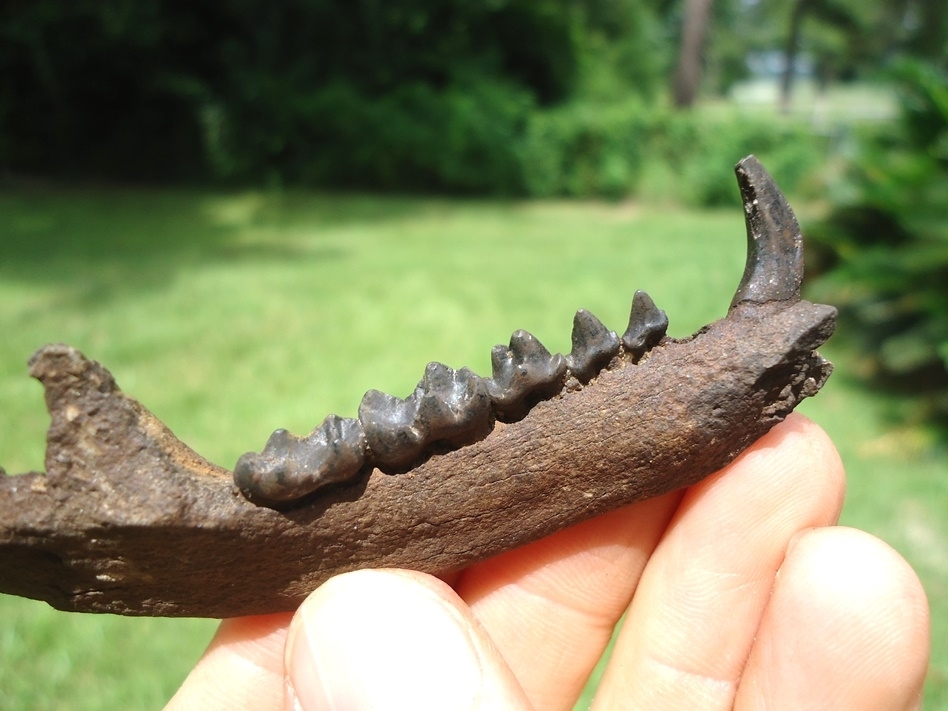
[672, 0, 715, 107]
[777, 0, 948, 111]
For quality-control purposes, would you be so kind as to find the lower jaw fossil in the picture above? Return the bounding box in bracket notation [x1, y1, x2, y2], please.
[233, 288, 667, 507]
[0, 156, 836, 618]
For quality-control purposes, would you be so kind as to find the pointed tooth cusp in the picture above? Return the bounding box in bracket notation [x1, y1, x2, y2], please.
[622, 290, 668, 360]
[314, 415, 367, 482]
[730, 156, 804, 310]
[487, 330, 567, 421]
[416, 362, 493, 447]
[265, 428, 293, 450]
[358, 389, 426, 471]
[566, 309, 620, 383]
[233, 416, 367, 504]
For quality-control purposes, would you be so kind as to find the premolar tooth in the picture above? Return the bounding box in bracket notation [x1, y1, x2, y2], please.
[622, 290, 668, 360]
[566, 309, 620, 383]
[359, 389, 426, 471]
[416, 362, 493, 447]
[234, 415, 366, 503]
[488, 330, 567, 421]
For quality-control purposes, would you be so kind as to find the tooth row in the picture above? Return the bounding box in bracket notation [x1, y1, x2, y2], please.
[359, 362, 494, 471]
[235, 291, 669, 505]
[234, 415, 367, 503]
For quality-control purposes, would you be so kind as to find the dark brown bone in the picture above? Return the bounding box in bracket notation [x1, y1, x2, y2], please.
[0, 157, 836, 618]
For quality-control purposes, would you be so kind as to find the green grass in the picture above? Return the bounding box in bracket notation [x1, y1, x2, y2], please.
[0, 187, 944, 709]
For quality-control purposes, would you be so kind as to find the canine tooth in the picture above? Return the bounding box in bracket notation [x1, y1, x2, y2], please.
[234, 416, 366, 503]
[730, 156, 804, 309]
[488, 330, 567, 420]
[416, 362, 493, 447]
[359, 389, 426, 471]
[566, 309, 620, 383]
[622, 290, 668, 360]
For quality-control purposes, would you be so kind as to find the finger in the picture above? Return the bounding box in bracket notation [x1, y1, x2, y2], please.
[593, 413, 846, 710]
[735, 526, 930, 710]
[285, 568, 532, 711]
[454, 491, 682, 710]
[164, 613, 292, 711]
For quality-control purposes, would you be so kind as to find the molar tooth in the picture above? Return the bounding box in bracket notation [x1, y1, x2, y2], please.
[416, 362, 493, 447]
[487, 330, 567, 421]
[359, 389, 426, 471]
[622, 290, 668, 360]
[234, 416, 366, 503]
[566, 309, 620, 383]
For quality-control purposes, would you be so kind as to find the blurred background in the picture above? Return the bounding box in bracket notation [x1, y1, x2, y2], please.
[0, 0, 945, 708]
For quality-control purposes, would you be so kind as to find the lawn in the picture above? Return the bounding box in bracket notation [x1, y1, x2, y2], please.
[0, 187, 944, 709]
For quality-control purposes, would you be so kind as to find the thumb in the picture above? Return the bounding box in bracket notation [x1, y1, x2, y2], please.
[285, 569, 532, 711]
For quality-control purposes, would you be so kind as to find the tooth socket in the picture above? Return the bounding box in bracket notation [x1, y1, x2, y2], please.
[565, 309, 620, 383]
[359, 389, 427, 472]
[416, 362, 494, 447]
[622, 290, 668, 361]
[234, 416, 367, 504]
[487, 330, 567, 422]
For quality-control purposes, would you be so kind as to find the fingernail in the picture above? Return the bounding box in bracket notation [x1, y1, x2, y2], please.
[286, 570, 484, 711]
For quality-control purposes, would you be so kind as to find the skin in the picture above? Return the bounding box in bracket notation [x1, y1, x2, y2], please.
[165, 414, 931, 710]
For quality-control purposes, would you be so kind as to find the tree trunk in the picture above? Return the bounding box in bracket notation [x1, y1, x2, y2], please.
[779, 0, 812, 114]
[672, 0, 715, 108]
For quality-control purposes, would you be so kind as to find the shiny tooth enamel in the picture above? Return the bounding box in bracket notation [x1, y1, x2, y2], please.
[358, 388, 427, 471]
[487, 330, 568, 421]
[237, 298, 669, 505]
[566, 309, 620, 383]
[621, 290, 668, 360]
[415, 362, 493, 447]
[234, 415, 366, 503]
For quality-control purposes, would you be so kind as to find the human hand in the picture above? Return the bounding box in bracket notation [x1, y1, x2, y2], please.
[165, 414, 930, 710]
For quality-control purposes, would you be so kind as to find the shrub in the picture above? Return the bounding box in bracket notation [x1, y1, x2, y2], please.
[209, 76, 534, 193]
[807, 60, 948, 421]
[653, 111, 829, 207]
[521, 99, 652, 198]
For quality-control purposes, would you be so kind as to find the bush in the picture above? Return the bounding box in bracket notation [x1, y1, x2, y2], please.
[0, 0, 638, 189]
[652, 111, 829, 207]
[807, 60, 948, 421]
[521, 99, 652, 198]
[207, 76, 534, 193]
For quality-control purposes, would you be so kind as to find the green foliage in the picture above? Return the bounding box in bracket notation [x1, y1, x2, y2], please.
[207, 76, 535, 193]
[654, 110, 829, 206]
[521, 98, 651, 198]
[521, 97, 828, 202]
[733, 0, 947, 86]
[4, 0, 936, 198]
[808, 59, 948, 420]
[0, 0, 668, 191]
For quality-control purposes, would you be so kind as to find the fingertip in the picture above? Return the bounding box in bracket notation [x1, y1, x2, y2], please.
[759, 413, 845, 487]
[786, 526, 930, 669]
[285, 569, 530, 711]
[739, 526, 930, 710]
[731, 412, 846, 525]
[164, 613, 293, 711]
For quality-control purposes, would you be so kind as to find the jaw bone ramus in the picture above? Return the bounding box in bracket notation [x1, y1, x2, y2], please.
[0, 156, 836, 617]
